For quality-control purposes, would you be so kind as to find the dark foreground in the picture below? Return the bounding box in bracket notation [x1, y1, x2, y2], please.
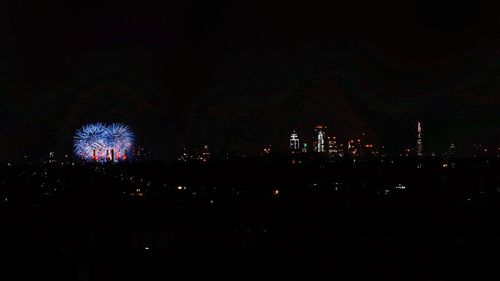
[1, 159, 500, 280]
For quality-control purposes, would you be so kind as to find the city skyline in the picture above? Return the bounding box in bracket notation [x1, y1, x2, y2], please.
[1, 2, 500, 279]
[3, 119, 500, 164]
[1, 1, 499, 162]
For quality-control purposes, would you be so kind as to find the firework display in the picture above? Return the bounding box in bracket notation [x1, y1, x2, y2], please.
[74, 123, 134, 162]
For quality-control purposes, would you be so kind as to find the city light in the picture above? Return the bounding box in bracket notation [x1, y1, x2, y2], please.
[395, 184, 406, 190]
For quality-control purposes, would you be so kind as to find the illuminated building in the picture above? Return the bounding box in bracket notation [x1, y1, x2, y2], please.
[302, 143, 309, 153]
[444, 142, 457, 168]
[290, 131, 300, 153]
[327, 136, 340, 157]
[347, 139, 358, 157]
[327, 136, 335, 154]
[200, 144, 211, 162]
[48, 152, 55, 163]
[315, 125, 327, 153]
[417, 121, 423, 157]
[338, 143, 345, 157]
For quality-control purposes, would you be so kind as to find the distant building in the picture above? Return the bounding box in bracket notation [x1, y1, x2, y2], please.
[447, 143, 456, 158]
[48, 152, 55, 163]
[327, 136, 341, 157]
[177, 146, 192, 162]
[401, 147, 413, 157]
[200, 144, 211, 163]
[290, 131, 300, 153]
[347, 139, 358, 157]
[327, 136, 336, 154]
[315, 125, 327, 153]
[417, 121, 423, 157]
[262, 144, 272, 155]
[302, 143, 309, 153]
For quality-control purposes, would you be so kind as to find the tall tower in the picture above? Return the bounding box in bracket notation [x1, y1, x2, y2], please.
[417, 121, 423, 157]
[315, 125, 326, 153]
[290, 131, 300, 153]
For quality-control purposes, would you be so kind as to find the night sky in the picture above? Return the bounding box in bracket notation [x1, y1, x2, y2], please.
[1, 0, 499, 160]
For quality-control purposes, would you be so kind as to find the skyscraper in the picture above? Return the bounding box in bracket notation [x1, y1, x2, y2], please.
[328, 136, 337, 156]
[290, 131, 300, 153]
[417, 121, 423, 157]
[315, 125, 327, 153]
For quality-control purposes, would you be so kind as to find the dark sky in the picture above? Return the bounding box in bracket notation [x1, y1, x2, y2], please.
[0, 0, 499, 160]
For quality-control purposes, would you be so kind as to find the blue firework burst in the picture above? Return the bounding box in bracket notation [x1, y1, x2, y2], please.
[73, 123, 134, 162]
